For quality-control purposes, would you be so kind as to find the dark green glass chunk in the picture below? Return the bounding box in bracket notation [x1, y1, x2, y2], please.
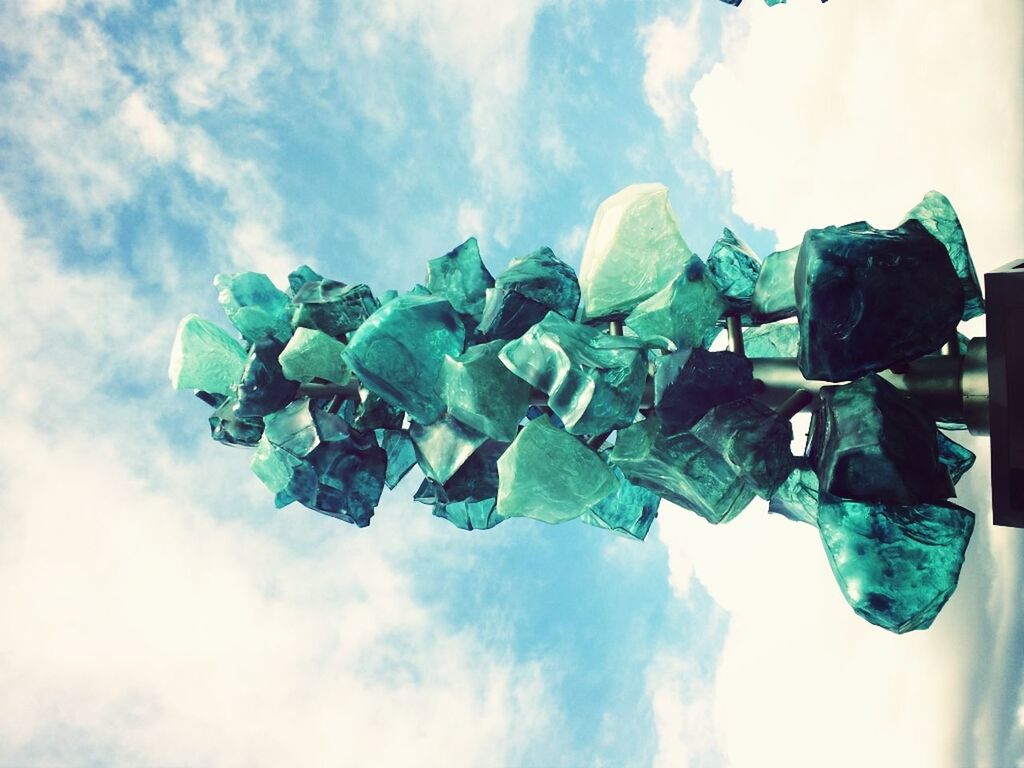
[287, 265, 323, 295]
[209, 397, 264, 447]
[610, 417, 756, 524]
[499, 311, 647, 435]
[214, 272, 294, 344]
[809, 374, 955, 504]
[416, 440, 506, 531]
[751, 245, 799, 323]
[653, 348, 755, 434]
[706, 227, 760, 317]
[410, 416, 487, 484]
[742, 322, 800, 358]
[377, 428, 418, 489]
[581, 465, 660, 541]
[168, 314, 248, 395]
[768, 460, 819, 525]
[795, 220, 964, 381]
[233, 339, 300, 419]
[691, 397, 795, 499]
[625, 256, 725, 350]
[937, 432, 975, 486]
[817, 493, 975, 633]
[903, 191, 984, 320]
[477, 247, 580, 340]
[443, 340, 531, 442]
[278, 327, 352, 385]
[496, 416, 616, 524]
[292, 279, 380, 338]
[342, 293, 465, 424]
[425, 237, 494, 322]
[343, 390, 404, 431]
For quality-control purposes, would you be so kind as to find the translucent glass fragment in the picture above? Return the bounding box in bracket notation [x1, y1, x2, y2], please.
[742, 321, 800, 358]
[443, 340, 531, 442]
[624, 256, 725, 350]
[214, 272, 294, 344]
[278, 327, 352, 385]
[706, 227, 760, 317]
[233, 339, 300, 419]
[377, 428, 418, 489]
[581, 465, 660, 541]
[292, 279, 380, 338]
[653, 348, 755, 434]
[751, 245, 799, 323]
[477, 247, 580, 340]
[768, 460, 819, 525]
[937, 431, 975, 486]
[410, 415, 487, 484]
[168, 314, 248, 395]
[416, 440, 506, 531]
[425, 237, 494, 321]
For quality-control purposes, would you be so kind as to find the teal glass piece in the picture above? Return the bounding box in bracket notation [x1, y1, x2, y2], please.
[751, 245, 799, 323]
[443, 340, 531, 442]
[168, 314, 248, 395]
[209, 397, 264, 447]
[377, 428, 418, 489]
[344, 390, 404, 431]
[342, 293, 465, 424]
[410, 416, 487, 484]
[765, 0, 786, 5]
[768, 459, 819, 525]
[795, 220, 964, 382]
[477, 247, 580, 340]
[581, 465, 660, 541]
[691, 397, 795, 499]
[278, 327, 352, 385]
[610, 417, 756, 524]
[499, 311, 647, 436]
[292, 279, 380, 338]
[287, 265, 323, 295]
[742, 321, 800, 358]
[233, 339, 300, 418]
[416, 440, 506, 531]
[496, 416, 617, 524]
[809, 375, 955, 504]
[903, 191, 984, 320]
[624, 256, 725, 350]
[937, 432, 975, 486]
[817, 493, 975, 633]
[251, 434, 306, 507]
[579, 183, 694, 320]
[653, 348, 755, 434]
[706, 227, 760, 317]
[425, 237, 494, 321]
[214, 272, 294, 344]
[380, 289, 399, 305]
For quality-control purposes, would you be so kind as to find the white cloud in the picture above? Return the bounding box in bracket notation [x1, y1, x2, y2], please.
[456, 201, 486, 240]
[119, 92, 177, 161]
[640, 8, 704, 131]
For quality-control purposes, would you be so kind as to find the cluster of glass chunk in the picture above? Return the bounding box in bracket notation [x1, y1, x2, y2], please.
[171, 183, 983, 635]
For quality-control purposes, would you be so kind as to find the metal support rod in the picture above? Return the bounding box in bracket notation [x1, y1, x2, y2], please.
[609, 320, 623, 336]
[776, 389, 814, 421]
[726, 315, 745, 357]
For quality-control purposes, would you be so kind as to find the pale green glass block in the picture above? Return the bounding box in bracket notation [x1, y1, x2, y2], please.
[624, 256, 725, 350]
[278, 327, 352, 385]
[378, 428, 418, 489]
[581, 465, 660, 541]
[579, 183, 694, 320]
[743, 322, 800, 358]
[751, 245, 799, 323]
[410, 416, 487, 484]
[706, 227, 760, 317]
[443, 340, 531, 442]
[496, 416, 616, 524]
[214, 272, 294, 343]
[768, 461, 819, 525]
[168, 314, 248, 395]
[425, 237, 494, 321]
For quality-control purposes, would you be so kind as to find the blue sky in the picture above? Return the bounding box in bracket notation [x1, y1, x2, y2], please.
[0, 1, 1022, 766]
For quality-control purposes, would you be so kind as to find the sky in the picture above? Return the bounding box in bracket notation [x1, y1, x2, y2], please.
[0, 1, 1021, 766]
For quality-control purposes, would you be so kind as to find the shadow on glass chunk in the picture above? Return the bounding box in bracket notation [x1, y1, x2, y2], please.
[625, 255, 725, 350]
[937, 431, 975, 487]
[426, 237, 494, 322]
[808, 375, 955, 504]
[233, 339, 300, 419]
[654, 348, 755, 434]
[477, 247, 580, 340]
[416, 440, 506, 531]
[343, 389, 404, 431]
[706, 227, 760, 318]
[209, 397, 264, 447]
[444, 340, 531, 442]
[817, 493, 974, 633]
[215, 272, 294, 344]
[795, 219, 964, 381]
[168, 314, 248, 396]
[292, 279, 380, 338]
[410, 415, 487, 484]
[377, 428, 418, 489]
[581, 465, 660, 541]
[768, 458, 819, 525]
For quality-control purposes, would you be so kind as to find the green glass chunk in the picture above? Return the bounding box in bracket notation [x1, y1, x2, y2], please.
[292, 279, 380, 338]
[209, 397, 264, 447]
[751, 245, 799, 323]
[624, 256, 725, 350]
[742, 321, 800, 358]
[496, 416, 616, 524]
[278, 327, 352, 385]
[287, 265, 323, 296]
[377, 428, 418, 489]
[706, 227, 760, 317]
[380, 289, 399, 305]
[499, 311, 647, 435]
[233, 339, 300, 419]
[214, 272, 294, 344]
[581, 465, 660, 541]
[477, 247, 580, 340]
[579, 183, 694, 320]
[168, 314, 248, 395]
[903, 191, 984, 320]
[610, 417, 756, 524]
[937, 432, 975, 486]
[809, 374, 955, 504]
[410, 416, 487, 484]
[818, 494, 974, 633]
[425, 237, 494, 321]
[768, 459, 819, 525]
[443, 340, 531, 442]
[342, 293, 465, 424]
[343, 390, 404, 431]
[691, 397, 795, 499]
[653, 348, 755, 434]
[415, 440, 506, 531]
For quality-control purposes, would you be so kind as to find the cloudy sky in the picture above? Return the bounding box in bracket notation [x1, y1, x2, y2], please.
[1, 1, 1022, 766]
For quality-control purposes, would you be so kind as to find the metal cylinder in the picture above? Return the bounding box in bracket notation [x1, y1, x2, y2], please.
[963, 337, 989, 435]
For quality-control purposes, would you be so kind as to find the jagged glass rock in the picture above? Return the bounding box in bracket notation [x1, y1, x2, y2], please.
[691, 397, 795, 499]
[477, 247, 580, 340]
[768, 459, 819, 525]
[443, 340, 532, 442]
[287, 265, 323, 295]
[344, 390, 404, 431]
[743, 321, 800, 358]
[579, 183, 694, 320]
[209, 397, 264, 447]
[817, 493, 975, 633]
[425, 237, 494, 322]
[654, 348, 755, 433]
[706, 227, 760, 317]
[278, 327, 352, 385]
[410, 415, 487, 484]
[937, 432, 975, 486]
[610, 417, 756, 524]
[903, 191, 984, 321]
[809, 374, 955, 504]
[233, 339, 300, 418]
[377, 428, 418, 489]
[168, 314, 248, 395]
[795, 220, 964, 381]
[250, 399, 386, 525]
[499, 311, 647, 435]
[292, 279, 380, 338]
[581, 465, 660, 541]
[380, 289, 399, 305]
[214, 272, 294, 344]
[496, 416, 616, 524]
[416, 440, 506, 531]
[343, 293, 465, 424]
[751, 245, 799, 323]
[624, 256, 725, 350]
